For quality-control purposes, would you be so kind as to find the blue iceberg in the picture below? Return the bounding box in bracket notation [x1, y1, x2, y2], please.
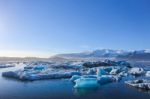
[74, 78, 99, 88]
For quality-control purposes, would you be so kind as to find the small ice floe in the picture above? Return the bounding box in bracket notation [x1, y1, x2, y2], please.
[74, 77, 99, 88]
[129, 67, 145, 76]
[125, 80, 150, 90]
[145, 71, 150, 77]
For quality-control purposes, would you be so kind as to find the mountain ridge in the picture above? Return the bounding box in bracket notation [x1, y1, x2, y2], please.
[51, 49, 150, 60]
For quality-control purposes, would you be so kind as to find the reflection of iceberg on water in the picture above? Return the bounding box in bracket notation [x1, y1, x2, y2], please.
[73, 87, 98, 96]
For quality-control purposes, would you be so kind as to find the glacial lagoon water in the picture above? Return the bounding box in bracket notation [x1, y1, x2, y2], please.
[0, 62, 150, 99]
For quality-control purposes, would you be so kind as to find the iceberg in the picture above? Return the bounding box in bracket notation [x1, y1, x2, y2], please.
[74, 77, 99, 88]
[129, 67, 144, 76]
[145, 71, 150, 77]
[2, 69, 81, 81]
[125, 80, 150, 90]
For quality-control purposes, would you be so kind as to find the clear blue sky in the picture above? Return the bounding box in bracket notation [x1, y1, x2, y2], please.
[0, 0, 150, 57]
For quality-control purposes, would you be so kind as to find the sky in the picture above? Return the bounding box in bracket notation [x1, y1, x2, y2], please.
[0, 0, 150, 57]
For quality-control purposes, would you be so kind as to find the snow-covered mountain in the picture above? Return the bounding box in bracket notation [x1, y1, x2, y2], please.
[51, 49, 150, 60]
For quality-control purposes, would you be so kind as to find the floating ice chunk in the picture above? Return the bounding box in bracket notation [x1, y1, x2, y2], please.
[70, 75, 81, 82]
[97, 68, 107, 76]
[109, 68, 120, 75]
[145, 71, 150, 77]
[20, 73, 72, 81]
[74, 78, 99, 88]
[129, 67, 144, 76]
[125, 80, 150, 90]
[138, 83, 150, 90]
[2, 70, 81, 81]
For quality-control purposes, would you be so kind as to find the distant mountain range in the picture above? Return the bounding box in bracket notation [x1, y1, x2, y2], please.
[0, 49, 150, 62]
[51, 49, 150, 60]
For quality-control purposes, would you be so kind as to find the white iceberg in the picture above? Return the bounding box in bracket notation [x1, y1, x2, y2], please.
[2, 69, 81, 81]
[145, 71, 150, 77]
[129, 67, 144, 76]
[74, 78, 99, 88]
[125, 80, 150, 90]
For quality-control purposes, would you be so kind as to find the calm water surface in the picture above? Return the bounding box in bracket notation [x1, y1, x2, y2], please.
[0, 62, 150, 99]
